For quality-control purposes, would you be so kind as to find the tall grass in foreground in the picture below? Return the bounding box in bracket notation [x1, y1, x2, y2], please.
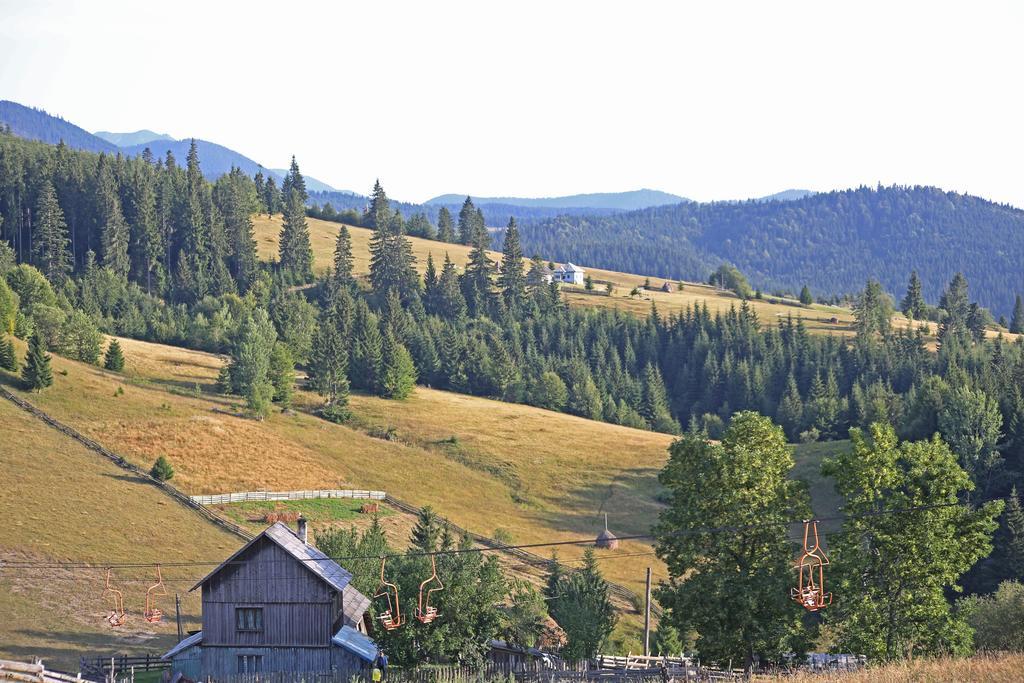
[765, 652, 1024, 682]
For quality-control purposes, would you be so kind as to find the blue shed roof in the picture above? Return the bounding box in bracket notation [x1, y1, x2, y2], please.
[332, 625, 379, 663]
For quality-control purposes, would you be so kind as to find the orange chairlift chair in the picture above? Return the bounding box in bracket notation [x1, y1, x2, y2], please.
[415, 555, 443, 624]
[374, 557, 405, 630]
[104, 568, 127, 627]
[144, 566, 167, 623]
[792, 520, 832, 611]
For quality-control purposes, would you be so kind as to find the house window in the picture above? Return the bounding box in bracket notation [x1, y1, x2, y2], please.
[237, 655, 263, 673]
[235, 607, 263, 632]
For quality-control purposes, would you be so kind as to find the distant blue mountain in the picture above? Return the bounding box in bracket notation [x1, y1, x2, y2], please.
[0, 100, 118, 154]
[94, 129, 175, 147]
[426, 188, 688, 211]
[757, 189, 816, 202]
[269, 168, 341, 194]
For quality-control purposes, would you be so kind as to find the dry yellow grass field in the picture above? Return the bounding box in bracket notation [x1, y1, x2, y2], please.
[0, 394, 241, 669]
[759, 652, 1024, 682]
[0, 335, 672, 647]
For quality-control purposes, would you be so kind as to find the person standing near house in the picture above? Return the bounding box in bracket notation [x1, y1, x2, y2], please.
[374, 650, 388, 680]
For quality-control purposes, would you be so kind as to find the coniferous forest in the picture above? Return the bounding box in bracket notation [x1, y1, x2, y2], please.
[511, 187, 1024, 317]
[3, 129, 1024, 600]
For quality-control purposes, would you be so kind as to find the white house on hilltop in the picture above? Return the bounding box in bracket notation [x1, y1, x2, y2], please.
[552, 262, 585, 286]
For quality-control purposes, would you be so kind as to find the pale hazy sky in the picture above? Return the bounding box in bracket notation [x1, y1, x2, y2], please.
[2, 1, 1022, 206]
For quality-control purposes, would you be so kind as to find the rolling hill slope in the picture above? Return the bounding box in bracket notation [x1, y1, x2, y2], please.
[0, 100, 118, 154]
[515, 185, 1024, 317]
[0, 392, 241, 668]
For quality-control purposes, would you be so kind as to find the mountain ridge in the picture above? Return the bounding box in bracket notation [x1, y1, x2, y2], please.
[426, 188, 687, 211]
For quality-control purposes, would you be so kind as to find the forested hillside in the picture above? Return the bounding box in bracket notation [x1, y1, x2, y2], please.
[0, 100, 118, 154]
[426, 188, 687, 211]
[514, 186, 1024, 317]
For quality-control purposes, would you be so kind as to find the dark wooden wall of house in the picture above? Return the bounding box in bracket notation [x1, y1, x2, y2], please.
[202, 537, 337, 647]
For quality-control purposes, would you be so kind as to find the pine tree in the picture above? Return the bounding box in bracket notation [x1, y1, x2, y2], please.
[498, 217, 526, 312]
[350, 300, 383, 392]
[641, 364, 680, 434]
[22, 331, 53, 392]
[901, 270, 926, 319]
[1011, 294, 1024, 334]
[0, 333, 17, 372]
[97, 157, 130, 278]
[332, 225, 354, 289]
[436, 254, 467, 321]
[799, 285, 813, 305]
[125, 160, 162, 293]
[462, 219, 495, 316]
[268, 342, 295, 408]
[103, 338, 125, 371]
[380, 329, 417, 399]
[229, 310, 277, 419]
[32, 181, 71, 283]
[150, 455, 174, 481]
[308, 289, 353, 422]
[368, 179, 391, 230]
[263, 175, 281, 215]
[279, 161, 314, 282]
[1004, 487, 1024, 581]
[777, 374, 804, 439]
[437, 206, 455, 242]
[369, 204, 418, 298]
[457, 196, 477, 244]
[175, 140, 211, 302]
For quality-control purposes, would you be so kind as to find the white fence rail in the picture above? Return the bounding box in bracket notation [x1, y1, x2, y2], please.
[190, 489, 386, 505]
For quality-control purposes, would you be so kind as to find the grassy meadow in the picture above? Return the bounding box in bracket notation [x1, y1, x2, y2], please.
[0, 395, 242, 669]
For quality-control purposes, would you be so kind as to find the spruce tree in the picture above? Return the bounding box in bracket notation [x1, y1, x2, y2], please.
[176, 140, 211, 301]
[457, 196, 477, 244]
[369, 201, 417, 299]
[462, 220, 495, 317]
[22, 331, 53, 392]
[901, 270, 926, 319]
[279, 181, 314, 282]
[229, 310, 277, 419]
[103, 338, 125, 371]
[641, 364, 680, 434]
[437, 206, 455, 242]
[32, 181, 71, 283]
[436, 254, 467, 321]
[0, 333, 17, 372]
[1011, 294, 1024, 334]
[309, 292, 353, 422]
[332, 225, 354, 289]
[380, 329, 417, 399]
[97, 157, 131, 278]
[799, 285, 813, 305]
[368, 179, 391, 230]
[498, 217, 526, 312]
[1004, 487, 1024, 581]
[349, 300, 383, 392]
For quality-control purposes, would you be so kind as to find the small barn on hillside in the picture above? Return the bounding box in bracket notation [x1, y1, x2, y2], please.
[162, 520, 377, 679]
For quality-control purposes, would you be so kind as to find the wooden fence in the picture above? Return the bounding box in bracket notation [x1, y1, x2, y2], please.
[79, 655, 168, 681]
[190, 489, 386, 505]
[205, 663, 740, 683]
[0, 658, 98, 683]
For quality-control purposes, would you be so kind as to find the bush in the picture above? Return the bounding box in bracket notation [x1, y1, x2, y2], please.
[150, 456, 174, 481]
[799, 427, 821, 443]
[960, 581, 1024, 652]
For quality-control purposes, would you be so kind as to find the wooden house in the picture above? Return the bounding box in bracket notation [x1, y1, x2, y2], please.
[162, 520, 377, 679]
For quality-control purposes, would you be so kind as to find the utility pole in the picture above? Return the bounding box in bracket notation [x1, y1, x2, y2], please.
[643, 567, 652, 657]
[175, 594, 184, 642]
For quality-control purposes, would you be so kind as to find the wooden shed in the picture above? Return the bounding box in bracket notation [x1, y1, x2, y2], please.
[162, 521, 376, 679]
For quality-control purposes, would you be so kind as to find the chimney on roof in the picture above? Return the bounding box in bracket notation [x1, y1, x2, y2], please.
[297, 517, 308, 545]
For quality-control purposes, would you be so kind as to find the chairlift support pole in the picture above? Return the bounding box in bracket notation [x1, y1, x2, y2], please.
[643, 567, 652, 657]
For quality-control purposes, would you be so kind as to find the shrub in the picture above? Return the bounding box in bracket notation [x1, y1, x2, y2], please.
[960, 580, 1024, 652]
[150, 456, 174, 481]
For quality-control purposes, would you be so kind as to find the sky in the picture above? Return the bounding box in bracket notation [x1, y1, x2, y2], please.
[1, 0, 1022, 207]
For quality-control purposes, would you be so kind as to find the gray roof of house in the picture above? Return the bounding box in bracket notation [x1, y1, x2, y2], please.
[190, 522, 353, 593]
[343, 584, 371, 625]
[332, 625, 379, 663]
[161, 631, 202, 660]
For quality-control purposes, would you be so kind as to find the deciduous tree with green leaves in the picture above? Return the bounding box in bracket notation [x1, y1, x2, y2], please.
[822, 423, 1003, 661]
[654, 412, 809, 672]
